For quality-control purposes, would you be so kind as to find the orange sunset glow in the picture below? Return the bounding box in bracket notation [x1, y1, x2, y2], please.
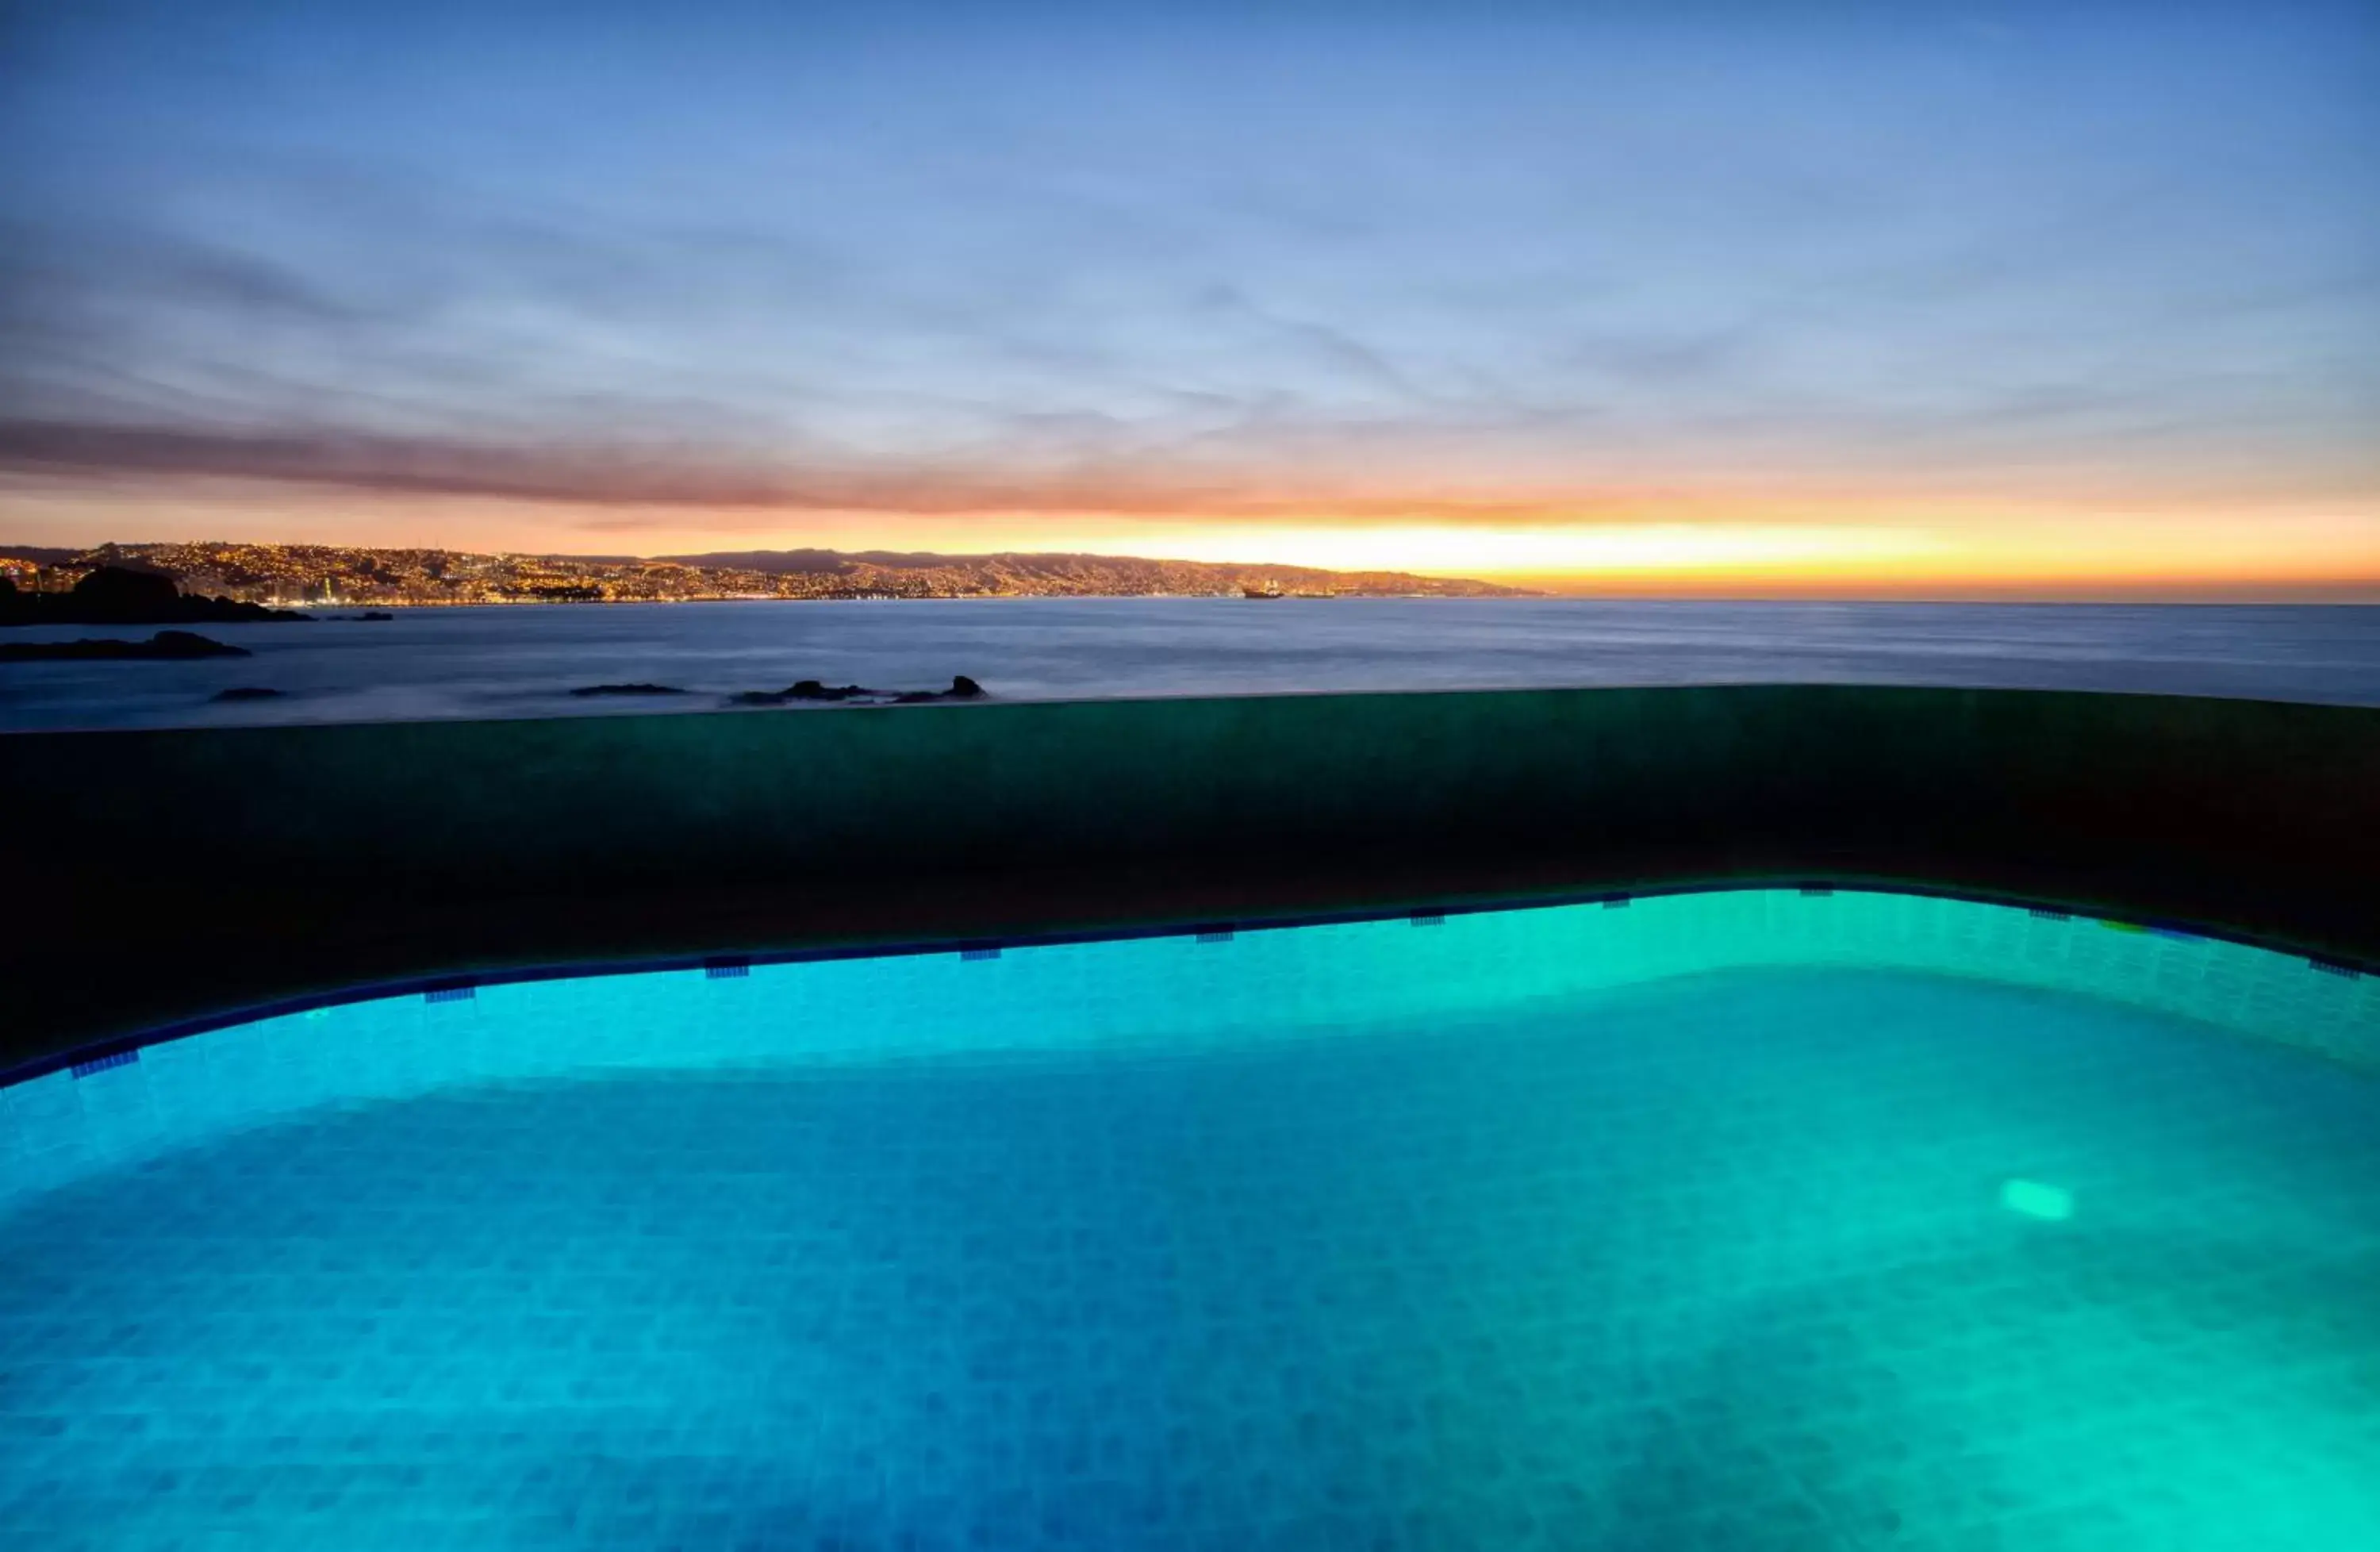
[13, 473, 2374, 600]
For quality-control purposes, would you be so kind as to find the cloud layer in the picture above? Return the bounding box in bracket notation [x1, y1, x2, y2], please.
[1, 0, 2374, 579]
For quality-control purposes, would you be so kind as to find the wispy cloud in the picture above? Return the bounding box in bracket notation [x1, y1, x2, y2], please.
[0, 416, 1645, 521]
[0, 0, 2373, 576]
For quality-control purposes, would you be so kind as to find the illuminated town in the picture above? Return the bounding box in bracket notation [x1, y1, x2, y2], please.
[0, 541, 1529, 605]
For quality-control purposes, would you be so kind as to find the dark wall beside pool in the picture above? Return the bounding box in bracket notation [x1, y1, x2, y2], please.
[3, 685, 2375, 1067]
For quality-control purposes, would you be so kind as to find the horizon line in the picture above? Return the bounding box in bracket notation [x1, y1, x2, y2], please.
[6, 536, 2377, 605]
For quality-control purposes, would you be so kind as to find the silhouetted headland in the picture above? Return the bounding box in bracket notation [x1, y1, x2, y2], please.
[2, 630, 251, 661]
[0, 567, 312, 628]
[212, 686, 287, 701]
[569, 683, 689, 697]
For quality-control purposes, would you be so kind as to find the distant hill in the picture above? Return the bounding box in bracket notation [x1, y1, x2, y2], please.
[0, 540, 1534, 604]
[664, 548, 1205, 574]
[660, 547, 859, 574]
[659, 547, 1535, 597]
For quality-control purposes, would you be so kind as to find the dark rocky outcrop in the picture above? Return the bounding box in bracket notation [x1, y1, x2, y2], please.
[2, 630, 251, 661]
[0, 567, 312, 627]
[788, 680, 870, 701]
[728, 680, 877, 705]
[568, 683, 688, 697]
[727, 674, 988, 707]
[213, 686, 286, 701]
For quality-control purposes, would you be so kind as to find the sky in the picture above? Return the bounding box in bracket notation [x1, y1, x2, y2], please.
[2, 0, 2376, 596]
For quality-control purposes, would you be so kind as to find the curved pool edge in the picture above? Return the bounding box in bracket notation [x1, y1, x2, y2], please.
[6, 875, 2374, 1092]
[6, 885, 2374, 1212]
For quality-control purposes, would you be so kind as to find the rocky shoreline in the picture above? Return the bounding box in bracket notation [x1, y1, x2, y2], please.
[2, 575, 997, 710]
[724, 674, 986, 707]
[574, 675, 990, 706]
[1, 566, 313, 628]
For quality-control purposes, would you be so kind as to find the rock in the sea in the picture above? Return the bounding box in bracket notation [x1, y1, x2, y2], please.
[213, 686, 286, 701]
[357, 611, 394, 621]
[1, 630, 252, 661]
[895, 676, 989, 703]
[568, 682, 688, 697]
[731, 680, 877, 705]
[726, 674, 987, 706]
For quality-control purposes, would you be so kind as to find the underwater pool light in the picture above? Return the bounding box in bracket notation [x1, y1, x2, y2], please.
[2002, 1178, 2075, 1221]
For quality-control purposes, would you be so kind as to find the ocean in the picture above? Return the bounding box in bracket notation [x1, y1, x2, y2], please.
[3, 597, 2378, 732]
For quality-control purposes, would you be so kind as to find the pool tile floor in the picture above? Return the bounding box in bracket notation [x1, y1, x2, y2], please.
[4, 969, 2378, 1550]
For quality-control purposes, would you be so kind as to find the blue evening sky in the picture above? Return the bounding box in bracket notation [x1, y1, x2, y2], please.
[1, 0, 2374, 588]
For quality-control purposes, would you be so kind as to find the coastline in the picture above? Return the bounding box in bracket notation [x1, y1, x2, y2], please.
[0, 541, 1538, 610]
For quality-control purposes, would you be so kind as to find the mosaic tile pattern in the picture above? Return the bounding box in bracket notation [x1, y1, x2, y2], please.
[6, 966, 2379, 1550]
[7, 890, 2377, 1210]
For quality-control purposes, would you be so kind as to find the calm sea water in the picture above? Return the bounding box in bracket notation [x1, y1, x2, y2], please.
[4, 597, 2378, 731]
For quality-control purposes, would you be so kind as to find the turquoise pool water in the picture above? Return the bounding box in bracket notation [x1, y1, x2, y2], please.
[4, 892, 2378, 1550]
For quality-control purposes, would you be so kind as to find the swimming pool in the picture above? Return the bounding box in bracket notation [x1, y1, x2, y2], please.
[5, 889, 2377, 1549]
